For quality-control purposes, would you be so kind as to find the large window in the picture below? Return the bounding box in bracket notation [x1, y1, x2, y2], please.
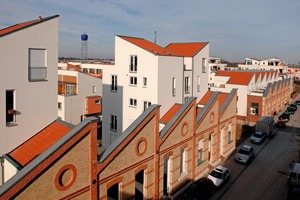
[29, 48, 47, 81]
[111, 75, 117, 91]
[130, 55, 137, 72]
[184, 77, 190, 94]
[65, 84, 75, 96]
[228, 124, 233, 144]
[130, 76, 137, 86]
[197, 139, 203, 166]
[180, 148, 187, 174]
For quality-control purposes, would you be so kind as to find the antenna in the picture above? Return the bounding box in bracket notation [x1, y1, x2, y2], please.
[154, 31, 157, 44]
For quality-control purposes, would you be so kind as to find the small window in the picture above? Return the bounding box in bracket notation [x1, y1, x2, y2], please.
[184, 77, 190, 94]
[58, 102, 62, 110]
[92, 86, 96, 93]
[197, 76, 200, 92]
[202, 58, 207, 73]
[111, 75, 117, 91]
[130, 55, 137, 72]
[130, 76, 137, 86]
[110, 115, 117, 131]
[129, 98, 137, 107]
[143, 77, 147, 87]
[143, 101, 151, 111]
[197, 139, 203, 166]
[6, 90, 16, 125]
[29, 48, 47, 81]
[172, 77, 176, 96]
[95, 99, 101, 104]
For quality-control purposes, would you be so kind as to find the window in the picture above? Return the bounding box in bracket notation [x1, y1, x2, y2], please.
[143, 77, 147, 87]
[110, 115, 117, 131]
[144, 101, 151, 111]
[130, 76, 137, 86]
[129, 98, 137, 107]
[95, 99, 101, 104]
[197, 76, 200, 92]
[58, 102, 62, 110]
[250, 103, 259, 116]
[184, 77, 190, 94]
[6, 90, 15, 125]
[197, 139, 203, 166]
[111, 75, 117, 91]
[65, 84, 75, 96]
[202, 58, 207, 73]
[29, 48, 47, 81]
[92, 86, 96, 93]
[228, 125, 233, 144]
[180, 148, 187, 174]
[172, 77, 176, 96]
[130, 55, 137, 72]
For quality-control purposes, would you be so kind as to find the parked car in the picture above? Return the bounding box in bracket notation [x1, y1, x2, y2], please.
[235, 145, 254, 164]
[275, 119, 286, 129]
[290, 103, 297, 111]
[183, 177, 215, 200]
[250, 130, 266, 144]
[278, 112, 290, 122]
[295, 100, 300, 105]
[207, 166, 230, 187]
[287, 106, 297, 114]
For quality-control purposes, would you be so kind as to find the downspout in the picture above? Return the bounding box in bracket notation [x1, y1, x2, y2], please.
[182, 57, 185, 103]
[0, 157, 3, 186]
[192, 57, 194, 97]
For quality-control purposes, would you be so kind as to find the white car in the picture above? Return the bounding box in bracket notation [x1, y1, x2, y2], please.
[207, 166, 230, 187]
[235, 145, 254, 164]
[250, 131, 266, 144]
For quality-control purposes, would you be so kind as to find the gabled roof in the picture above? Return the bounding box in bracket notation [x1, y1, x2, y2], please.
[0, 15, 59, 37]
[118, 35, 179, 56]
[198, 91, 214, 105]
[160, 104, 182, 124]
[7, 119, 74, 167]
[165, 42, 208, 57]
[216, 71, 255, 85]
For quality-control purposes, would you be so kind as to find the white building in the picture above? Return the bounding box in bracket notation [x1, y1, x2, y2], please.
[208, 57, 227, 88]
[102, 35, 209, 147]
[58, 69, 103, 125]
[239, 57, 288, 74]
[0, 15, 59, 185]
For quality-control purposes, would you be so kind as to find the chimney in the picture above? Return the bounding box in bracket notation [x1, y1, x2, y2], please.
[39, 16, 42, 21]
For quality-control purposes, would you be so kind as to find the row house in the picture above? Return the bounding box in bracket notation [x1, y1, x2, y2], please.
[102, 35, 209, 147]
[0, 89, 237, 199]
[58, 69, 102, 126]
[239, 57, 288, 75]
[211, 70, 292, 125]
[0, 15, 59, 185]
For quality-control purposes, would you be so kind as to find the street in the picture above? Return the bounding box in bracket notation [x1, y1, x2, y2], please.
[210, 102, 300, 200]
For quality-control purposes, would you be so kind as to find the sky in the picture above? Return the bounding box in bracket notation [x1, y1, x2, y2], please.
[0, 0, 300, 64]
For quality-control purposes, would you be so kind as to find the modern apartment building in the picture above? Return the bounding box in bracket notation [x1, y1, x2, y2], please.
[102, 35, 209, 147]
[0, 15, 59, 185]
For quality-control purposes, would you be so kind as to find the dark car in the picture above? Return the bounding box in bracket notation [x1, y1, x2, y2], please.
[287, 106, 297, 114]
[279, 112, 290, 122]
[295, 100, 300, 105]
[182, 177, 215, 200]
[290, 103, 297, 111]
[275, 119, 286, 128]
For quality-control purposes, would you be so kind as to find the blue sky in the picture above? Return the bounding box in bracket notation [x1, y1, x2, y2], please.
[1, 0, 299, 63]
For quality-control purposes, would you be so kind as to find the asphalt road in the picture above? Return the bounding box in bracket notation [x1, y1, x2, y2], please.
[210, 102, 300, 200]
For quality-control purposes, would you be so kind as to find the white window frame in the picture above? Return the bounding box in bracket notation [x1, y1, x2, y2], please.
[29, 48, 47, 81]
[111, 75, 117, 92]
[197, 139, 203, 166]
[184, 77, 190, 94]
[58, 102, 62, 110]
[202, 58, 207, 73]
[180, 148, 187, 174]
[130, 55, 137, 72]
[129, 98, 137, 107]
[92, 85, 96, 93]
[110, 115, 117, 131]
[130, 76, 137, 86]
[143, 101, 151, 111]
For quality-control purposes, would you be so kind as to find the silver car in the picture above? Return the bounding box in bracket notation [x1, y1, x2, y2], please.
[250, 131, 266, 144]
[235, 145, 254, 164]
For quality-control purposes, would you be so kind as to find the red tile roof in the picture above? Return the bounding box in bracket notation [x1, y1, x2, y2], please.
[9, 121, 72, 167]
[119, 36, 179, 56]
[216, 71, 255, 85]
[219, 93, 229, 106]
[0, 15, 59, 37]
[160, 104, 182, 124]
[198, 91, 214, 105]
[165, 42, 208, 57]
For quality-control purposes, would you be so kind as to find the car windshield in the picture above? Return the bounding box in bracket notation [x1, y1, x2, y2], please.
[253, 133, 263, 138]
[210, 170, 223, 179]
[238, 149, 251, 155]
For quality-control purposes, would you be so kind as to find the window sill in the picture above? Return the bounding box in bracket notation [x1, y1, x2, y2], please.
[29, 79, 48, 82]
[179, 172, 188, 180]
[6, 123, 18, 127]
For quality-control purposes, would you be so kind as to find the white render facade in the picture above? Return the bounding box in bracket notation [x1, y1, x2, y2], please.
[102, 36, 209, 147]
[239, 57, 288, 73]
[0, 16, 59, 185]
[58, 70, 103, 125]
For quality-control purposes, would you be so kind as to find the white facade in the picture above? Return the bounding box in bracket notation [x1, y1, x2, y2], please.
[58, 70, 102, 125]
[0, 16, 59, 185]
[102, 36, 209, 147]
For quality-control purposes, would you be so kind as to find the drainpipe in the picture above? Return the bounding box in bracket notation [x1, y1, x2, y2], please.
[0, 157, 3, 186]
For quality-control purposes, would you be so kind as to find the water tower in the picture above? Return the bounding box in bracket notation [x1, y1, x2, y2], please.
[81, 33, 88, 62]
